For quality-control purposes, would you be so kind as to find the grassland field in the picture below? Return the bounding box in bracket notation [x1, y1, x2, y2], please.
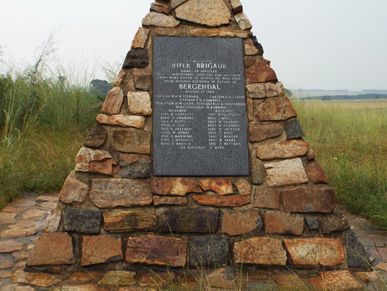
[0, 74, 386, 228]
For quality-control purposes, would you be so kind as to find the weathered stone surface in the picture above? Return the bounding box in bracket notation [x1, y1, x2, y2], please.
[320, 214, 349, 234]
[44, 204, 62, 232]
[264, 211, 304, 235]
[251, 155, 265, 185]
[151, 2, 171, 15]
[101, 87, 124, 115]
[272, 273, 306, 290]
[284, 238, 345, 266]
[12, 269, 61, 287]
[0, 269, 12, 279]
[264, 158, 308, 186]
[157, 207, 218, 233]
[244, 39, 258, 56]
[98, 271, 136, 286]
[0, 240, 24, 253]
[234, 178, 252, 196]
[59, 171, 89, 204]
[234, 237, 287, 265]
[0, 212, 17, 225]
[137, 271, 176, 288]
[284, 118, 304, 139]
[306, 161, 329, 184]
[222, 209, 262, 236]
[90, 179, 152, 208]
[188, 28, 251, 38]
[234, 12, 252, 30]
[249, 122, 283, 142]
[199, 178, 233, 195]
[257, 140, 309, 160]
[230, 0, 243, 13]
[151, 177, 201, 196]
[111, 128, 151, 154]
[265, 82, 285, 97]
[81, 235, 122, 266]
[189, 235, 229, 267]
[175, 0, 231, 27]
[103, 209, 156, 232]
[63, 207, 101, 234]
[305, 215, 320, 231]
[75, 147, 115, 176]
[85, 124, 107, 148]
[27, 233, 75, 266]
[142, 12, 180, 28]
[207, 267, 236, 289]
[153, 196, 187, 206]
[96, 114, 145, 129]
[117, 153, 151, 178]
[192, 193, 251, 207]
[257, 97, 297, 121]
[126, 235, 187, 267]
[0, 256, 13, 269]
[253, 187, 280, 209]
[171, 0, 187, 8]
[127, 91, 152, 116]
[346, 231, 371, 268]
[122, 49, 149, 69]
[132, 27, 150, 49]
[309, 271, 363, 290]
[133, 67, 151, 91]
[282, 186, 336, 213]
[67, 272, 102, 284]
[0, 223, 39, 238]
[247, 82, 285, 99]
[246, 60, 277, 84]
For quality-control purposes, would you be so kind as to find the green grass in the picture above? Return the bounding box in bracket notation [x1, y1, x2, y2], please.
[294, 100, 387, 228]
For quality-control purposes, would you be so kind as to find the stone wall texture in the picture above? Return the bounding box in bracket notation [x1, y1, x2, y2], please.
[26, 0, 356, 274]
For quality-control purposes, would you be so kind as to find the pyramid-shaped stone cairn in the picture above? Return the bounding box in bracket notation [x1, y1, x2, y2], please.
[27, 0, 369, 275]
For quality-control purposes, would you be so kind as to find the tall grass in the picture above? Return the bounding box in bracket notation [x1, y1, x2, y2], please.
[294, 100, 387, 228]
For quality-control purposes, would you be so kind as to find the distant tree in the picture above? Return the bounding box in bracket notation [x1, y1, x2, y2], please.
[90, 79, 111, 99]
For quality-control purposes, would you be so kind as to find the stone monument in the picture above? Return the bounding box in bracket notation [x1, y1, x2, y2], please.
[25, 0, 369, 287]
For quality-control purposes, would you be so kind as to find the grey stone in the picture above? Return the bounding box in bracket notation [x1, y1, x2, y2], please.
[122, 49, 149, 69]
[153, 37, 249, 176]
[285, 118, 304, 140]
[156, 207, 219, 233]
[84, 124, 107, 148]
[346, 230, 371, 269]
[117, 159, 151, 178]
[305, 215, 320, 231]
[320, 214, 350, 234]
[189, 235, 230, 267]
[251, 156, 265, 185]
[62, 207, 101, 234]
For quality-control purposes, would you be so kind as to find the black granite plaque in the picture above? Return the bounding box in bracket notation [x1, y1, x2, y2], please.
[153, 36, 249, 176]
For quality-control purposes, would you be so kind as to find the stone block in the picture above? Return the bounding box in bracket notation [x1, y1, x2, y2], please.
[244, 39, 258, 56]
[75, 147, 115, 176]
[264, 158, 308, 186]
[142, 12, 180, 28]
[85, 124, 107, 148]
[90, 178, 152, 208]
[81, 235, 122, 266]
[207, 267, 236, 289]
[189, 235, 230, 267]
[253, 187, 280, 209]
[199, 178, 233, 195]
[306, 161, 329, 184]
[230, 0, 243, 13]
[151, 2, 171, 15]
[103, 208, 156, 232]
[257, 139, 309, 160]
[320, 214, 349, 234]
[127, 91, 152, 116]
[101, 87, 124, 115]
[111, 128, 151, 154]
[221, 209, 262, 236]
[234, 12, 252, 30]
[117, 153, 151, 178]
[309, 271, 363, 290]
[98, 271, 136, 286]
[132, 27, 150, 49]
[257, 97, 297, 121]
[346, 231, 371, 268]
[251, 155, 265, 185]
[62, 207, 101, 234]
[284, 118, 304, 139]
[264, 211, 304, 235]
[96, 114, 145, 129]
[122, 49, 149, 69]
[234, 178, 252, 196]
[59, 171, 89, 204]
[151, 177, 201, 196]
[249, 122, 283, 142]
[126, 235, 187, 267]
[246, 60, 277, 84]
[192, 193, 251, 207]
[153, 196, 187, 206]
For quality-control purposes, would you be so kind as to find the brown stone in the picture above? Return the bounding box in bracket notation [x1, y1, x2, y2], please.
[222, 209, 261, 236]
[27, 233, 75, 266]
[247, 83, 266, 98]
[153, 195, 187, 206]
[207, 267, 236, 289]
[44, 204, 62, 232]
[67, 272, 102, 284]
[257, 139, 309, 160]
[193, 193, 251, 207]
[119, 153, 150, 165]
[175, 0, 231, 27]
[90, 178, 152, 208]
[264, 211, 304, 235]
[150, 2, 171, 15]
[126, 235, 187, 267]
[251, 155, 265, 185]
[0, 212, 17, 225]
[75, 147, 115, 176]
[272, 273, 306, 289]
[246, 60, 277, 84]
[98, 271, 136, 286]
[151, 177, 201, 196]
[127, 91, 152, 116]
[81, 235, 122, 266]
[137, 271, 176, 287]
[253, 187, 280, 209]
[199, 178, 233, 195]
[306, 161, 329, 184]
[103, 208, 156, 232]
[171, 0, 187, 9]
[96, 114, 145, 129]
[234, 237, 287, 265]
[244, 39, 258, 56]
[58, 171, 89, 204]
[188, 28, 251, 38]
[85, 124, 107, 148]
[257, 97, 297, 121]
[131, 27, 150, 49]
[133, 66, 151, 91]
[0, 239, 24, 253]
[0, 256, 13, 269]
[101, 87, 124, 114]
[12, 269, 61, 287]
[0, 270, 12, 279]
[249, 122, 283, 142]
[234, 12, 252, 30]
[309, 271, 363, 290]
[282, 186, 336, 213]
[142, 12, 180, 28]
[234, 178, 252, 196]
[284, 238, 345, 266]
[55, 285, 102, 291]
[0, 226, 39, 238]
[111, 128, 151, 154]
[320, 214, 349, 234]
[264, 158, 308, 186]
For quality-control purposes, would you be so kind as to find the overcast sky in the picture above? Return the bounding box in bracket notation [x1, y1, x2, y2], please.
[1, 0, 386, 90]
